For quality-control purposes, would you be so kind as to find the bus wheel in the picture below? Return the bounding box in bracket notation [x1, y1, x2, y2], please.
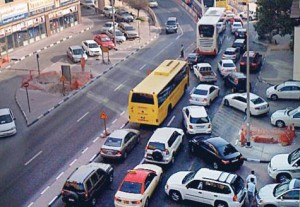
[168, 105, 172, 115]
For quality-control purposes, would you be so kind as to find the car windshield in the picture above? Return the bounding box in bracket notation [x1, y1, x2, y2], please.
[224, 63, 235, 67]
[224, 50, 235, 55]
[233, 23, 242, 27]
[241, 56, 254, 63]
[148, 142, 165, 151]
[274, 181, 290, 197]
[101, 37, 111, 42]
[233, 43, 243, 48]
[104, 23, 112, 27]
[88, 43, 98, 48]
[125, 26, 134, 31]
[182, 171, 196, 184]
[0, 114, 12, 124]
[190, 116, 209, 124]
[218, 144, 238, 157]
[63, 181, 85, 192]
[288, 148, 300, 164]
[115, 31, 123, 36]
[167, 20, 176, 25]
[73, 49, 83, 55]
[104, 137, 122, 147]
[231, 175, 244, 195]
[251, 97, 265, 105]
[194, 89, 208, 96]
[120, 181, 142, 194]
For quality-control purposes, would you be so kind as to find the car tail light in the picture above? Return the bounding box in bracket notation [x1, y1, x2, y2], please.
[222, 54, 225, 58]
[240, 62, 245, 65]
[234, 68, 237, 72]
[232, 55, 236, 59]
[203, 98, 207, 102]
[117, 151, 122, 156]
[208, 124, 211, 128]
[189, 125, 193, 129]
[85, 192, 89, 199]
[234, 78, 238, 84]
[222, 160, 230, 165]
[132, 200, 142, 204]
[114, 197, 122, 202]
[233, 195, 238, 201]
[251, 63, 257, 67]
[165, 149, 170, 155]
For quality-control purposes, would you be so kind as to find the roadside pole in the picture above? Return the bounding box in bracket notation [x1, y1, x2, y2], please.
[246, 2, 251, 148]
[23, 82, 31, 113]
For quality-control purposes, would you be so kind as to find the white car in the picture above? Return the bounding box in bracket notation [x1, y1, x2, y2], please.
[222, 47, 240, 62]
[189, 84, 219, 106]
[148, 0, 158, 8]
[268, 148, 300, 182]
[144, 127, 183, 165]
[165, 168, 247, 207]
[106, 29, 126, 43]
[223, 93, 270, 116]
[100, 22, 118, 34]
[114, 164, 163, 207]
[266, 80, 300, 100]
[231, 22, 243, 33]
[82, 40, 102, 56]
[218, 59, 237, 77]
[182, 105, 212, 135]
[103, 6, 116, 18]
[256, 179, 300, 207]
[271, 106, 300, 128]
[0, 108, 17, 137]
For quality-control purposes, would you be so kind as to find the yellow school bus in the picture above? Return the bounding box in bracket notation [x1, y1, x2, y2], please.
[216, 0, 229, 9]
[128, 60, 189, 126]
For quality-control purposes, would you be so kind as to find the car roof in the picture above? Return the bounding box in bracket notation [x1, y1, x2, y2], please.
[237, 28, 246, 32]
[195, 84, 214, 90]
[242, 51, 257, 57]
[70, 45, 83, 50]
[67, 163, 110, 183]
[150, 127, 180, 142]
[196, 63, 211, 67]
[124, 169, 151, 184]
[187, 53, 197, 57]
[205, 137, 229, 147]
[284, 81, 300, 86]
[225, 47, 237, 52]
[221, 59, 234, 63]
[167, 17, 177, 21]
[234, 39, 245, 43]
[229, 72, 246, 78]
[84, 40, 97, 44]
[109, 129, 130, 139]
[0, 108, 10, 116]
[236, 92, 259, 99]
[233, 22, 242, 25]
[194, 168, 237, 184]
[184, 106, 207, 117]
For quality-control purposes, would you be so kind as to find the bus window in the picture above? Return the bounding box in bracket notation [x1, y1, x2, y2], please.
[131, 93, 154, 104]
[199, 25, 214, 37]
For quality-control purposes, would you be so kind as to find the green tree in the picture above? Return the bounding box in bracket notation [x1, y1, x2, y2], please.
[255, 0, 294, 42]
[125, 0, 148, 17]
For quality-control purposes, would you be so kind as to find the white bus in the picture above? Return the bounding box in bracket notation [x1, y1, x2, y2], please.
[196, 7, 225, 56]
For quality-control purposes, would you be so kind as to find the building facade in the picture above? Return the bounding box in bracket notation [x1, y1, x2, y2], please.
[0, 0, 81, 56]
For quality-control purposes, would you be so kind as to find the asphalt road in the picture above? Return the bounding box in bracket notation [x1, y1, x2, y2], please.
[0, 1, 298, 207]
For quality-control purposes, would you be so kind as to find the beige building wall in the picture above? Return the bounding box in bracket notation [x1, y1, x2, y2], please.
[293, 26, 300, 80]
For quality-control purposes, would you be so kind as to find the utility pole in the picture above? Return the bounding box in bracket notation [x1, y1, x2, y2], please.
[111, 0, 117, 47]
[246, 2, 251, 148]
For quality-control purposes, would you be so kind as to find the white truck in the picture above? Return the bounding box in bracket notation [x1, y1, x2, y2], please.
[193, 63, 217, 83]
[239, 3, 257, 21]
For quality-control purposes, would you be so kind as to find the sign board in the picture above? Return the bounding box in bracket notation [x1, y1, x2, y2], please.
[61, 65, 71, 82]
[100, 112, 108, 120]
[101, 46, 109, 53]
[22, 82, 29, 88]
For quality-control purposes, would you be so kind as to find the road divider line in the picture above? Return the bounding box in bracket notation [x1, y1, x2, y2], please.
[120, 111, 125, 116]
[48, 196, 58, 206]
[153, 42, 174, 59]
[69, 159, 77, 166]
[93, 137, 99, 143]
[27, 202, 34, 207]
[41, 186, 50, 195]
[112, 119, 118, 124]
[25, 151, 42, 166]
[114, 84, 123, 91]
[77, 112, 89, 122]
[139, 64, 146, 70]
[56, 172, 64, 180]
[82, 147, 88, 154]
[89, 154, 97, 162]
[167, 115, 176, 126]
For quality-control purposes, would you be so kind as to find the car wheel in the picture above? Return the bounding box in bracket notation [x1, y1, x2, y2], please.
[276, 120, 285, 128]
[213, 161, 219, 170]
[224, 99, 230, 106]
[271, 94, 278, 101]
[152, 150, 163, 162]
[145, 198, 149, 207]
[91, 197, 97, 206]
[170, 190, 182, 202]
[276, 173, 291, 183]
[214, 201, 228, 207]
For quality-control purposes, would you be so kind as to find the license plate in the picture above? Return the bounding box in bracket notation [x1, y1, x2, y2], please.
[68, 198, 75, 202]
[107, 151, 113, 155]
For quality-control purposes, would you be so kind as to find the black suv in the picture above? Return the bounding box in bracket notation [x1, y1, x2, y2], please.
[185, 52, 204, 68]
[62, 162, 113, 206]
[232, 39, 246, 54]
[224, 72, 251, 93]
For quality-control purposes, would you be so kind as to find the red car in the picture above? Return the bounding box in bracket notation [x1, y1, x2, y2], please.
[240, 51, 263, 73]
[94, 34, 115, 49]
[230, 16, 243, 26]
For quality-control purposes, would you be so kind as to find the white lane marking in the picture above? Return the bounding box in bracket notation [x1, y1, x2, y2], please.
[176, 24, 184, 40]
[90, 154, 97, 162]
[218, 49, 223, 54]
[27, 202, 34, 207]
[69, 159, 77, 166]
[82, 147, 88, 154]
[139, 64, 146, 70]
[112, 119, 118, 124]
[114, 80, 127, 91]
[77, 112, 89, 122]
[49, 196, 58, 206]
[120, 111, 125, 116]
[93, 137, 99, 143]
[139, 158, 144, 164]
[153, 42, 174, 59]
[167, 115, 176, 126]
[25, 151, 42, 166]
[56, 172, 64, 180]
[41, 186, 50, 195]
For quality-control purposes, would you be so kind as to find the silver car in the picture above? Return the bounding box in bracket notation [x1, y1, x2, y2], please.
[100, 129, 140, 161]
[0, 108, 17, 137]
[66, 45, 87, 63]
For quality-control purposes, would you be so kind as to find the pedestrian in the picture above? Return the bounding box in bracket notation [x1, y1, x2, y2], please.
[246, 170, 257, 185]
[247, 177, 256, 207]
[180, 44, 184, 58]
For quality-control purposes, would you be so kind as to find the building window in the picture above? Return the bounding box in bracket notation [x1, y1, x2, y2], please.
[5, 0, 14, 3]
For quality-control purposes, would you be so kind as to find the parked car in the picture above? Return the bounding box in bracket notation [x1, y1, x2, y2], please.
[100, 21, 118, 34]
[103, 6, 116, 18]
[232, 39, 247, 54]
[182, 105, 212, 136]
[115, 9, 134, 22]
[165, 168, 247, 206]
[0, 108, 16, 137]
[217, 59, 237, 77]
[61, 162, 113, 206]
[189, 84, 219, 106]
[148, 0, 158, 8]
[82, 40, 102, 56]
[144, 127, 184, 165]
[189, 136, 244, 170]
[222, 47, 240, 62]
[268, 148, 300, 182]
[271, 106, 300, 128]
[224, 72, 250, 93]
[235, 28, 247, 39]
[240, 51, 262, 73]
[93, 34, 115, 49]
[231, 22, 243, 33]
[106, 29, 126, 43]
[100, 129, 140, 161]
[223, 93, 270, 116]
[66, 45, 88, 63]
[165, 17, 178, 34]
[239, 10, 257, 21]
[256, 179, 300, 207]
[266, 80, 300, 100]
[185, 52, 204, 68]
[114, 164, 163, 207]
[193, 63, 217, 83]
[118, 22, 139, 39]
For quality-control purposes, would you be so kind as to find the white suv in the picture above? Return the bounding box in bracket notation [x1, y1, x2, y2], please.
[182, 105, 212, 135]
[268, 148, 300, 182]
[165, 168, 247, 207]
[82, 40, 102, 56]
[144, 127, 184, 165]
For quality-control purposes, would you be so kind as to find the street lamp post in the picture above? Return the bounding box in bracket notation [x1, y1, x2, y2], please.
[36, 53, 40, 76]
[111, 1, 117, 47]
[246, 2, 251, 148]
